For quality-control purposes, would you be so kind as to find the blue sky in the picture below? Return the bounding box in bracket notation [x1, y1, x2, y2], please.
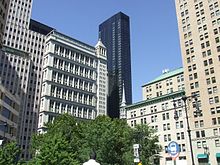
[32, 0, 182, 103]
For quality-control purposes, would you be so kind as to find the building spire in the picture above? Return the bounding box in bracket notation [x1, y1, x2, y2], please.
[121, 81, 126, 107]
[98, 31, 101, 41]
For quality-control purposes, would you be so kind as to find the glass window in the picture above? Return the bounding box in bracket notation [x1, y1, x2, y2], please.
[215, 139, 220, 147]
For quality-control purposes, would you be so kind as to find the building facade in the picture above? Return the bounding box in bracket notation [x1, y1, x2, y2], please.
[1, 0, 53, 160]
[124, 68, 190, 165]
[38, 31, 107, 133]
[142, 68, 184, 100]
[0, 83, 20, 142]
[175, 0, 220, 164]
[0, 0, 10, 47]
[99, 12, 132, 118]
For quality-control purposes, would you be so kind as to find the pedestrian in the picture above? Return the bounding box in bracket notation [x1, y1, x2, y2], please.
[83, 150, 100, 165]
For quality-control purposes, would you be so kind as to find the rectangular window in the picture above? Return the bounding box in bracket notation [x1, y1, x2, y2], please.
[197, 141, 201, 149]
[215, 139, 220, 147]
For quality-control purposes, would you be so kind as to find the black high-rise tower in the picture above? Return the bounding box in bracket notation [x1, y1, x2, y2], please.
[99, 12, 132, 118]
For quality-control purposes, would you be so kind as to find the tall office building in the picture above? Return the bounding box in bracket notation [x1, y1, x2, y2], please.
[0, 0, 10, 47]
[0, 83, 20, 142]
[99, 12, 132, 118]
[1, 0, 53, 160]
[38, 31, 107, 133]
[175, 0, 220, 164]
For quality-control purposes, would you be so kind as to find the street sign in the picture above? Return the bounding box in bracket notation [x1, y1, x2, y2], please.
[133, 144, 140, 162]
[134, 158, 140, 163]
[133, 144, 140, 157]
[133, 144, 140, 149]
[167, 141, 180, 160]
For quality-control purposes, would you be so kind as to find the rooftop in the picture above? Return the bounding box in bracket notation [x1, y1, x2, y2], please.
[142, 67, 183, 87]
[125, 90, 185, 110]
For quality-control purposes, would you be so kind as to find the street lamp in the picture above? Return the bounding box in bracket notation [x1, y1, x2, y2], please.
[173, 95, 202, 165]
[0, 121, 8, 147]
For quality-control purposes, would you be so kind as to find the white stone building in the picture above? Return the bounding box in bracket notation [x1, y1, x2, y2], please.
[38, 31, 107, 132]
[123, 68, 189, 165]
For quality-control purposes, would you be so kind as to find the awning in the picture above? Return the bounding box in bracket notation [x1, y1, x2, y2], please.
[197, 154, 208, 159]
[216, 153, 220, 158]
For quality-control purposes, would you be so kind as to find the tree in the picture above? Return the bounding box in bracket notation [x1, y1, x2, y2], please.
[30, 114, 161, 165]
[0, 141, 20, 165]
[78, 115, 133, 165]
[78, 116, 161, 165]
[133, 124, 162, 165]
[30, 114, 80, 165]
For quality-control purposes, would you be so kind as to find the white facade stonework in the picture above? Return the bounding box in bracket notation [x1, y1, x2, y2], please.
[125, 68, 189, 165]
[38, 31, 107, 132]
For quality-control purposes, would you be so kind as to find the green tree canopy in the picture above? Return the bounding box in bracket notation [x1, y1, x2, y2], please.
[30, 114, 80, 165]
[29, 114, 161, 165]
[0, 141, 20, 165]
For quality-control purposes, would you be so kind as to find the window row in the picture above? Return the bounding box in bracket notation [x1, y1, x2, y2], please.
[201, 41, 210, 49]
[196, 9, 205, 17]
[197, 139, 219, 149]
[212, 18, 220, 26]
[206, 76, 216, 85]
[183, 31, 192, 39]
[207, 86, 218, 95]
[213, 127, 220, 136]
[205, 67, 215, 76]
[188, 64, 196, 72]
[50, 86, 95, 106]
[195, 120, 204, 128]
[195, 1, 203, 10]
[51, 71, 96, 93]
[210, 9, 220, 18]
[202, 49, 212, 57]
[189, 73, 198, 81]
[186, 47, 194, 55]
[48, 100, 95, 119]
[54, 44, 96, 68]
[53, 58, 97, 80]
[197, 17, 205, 25]
[203, 58, 213, 67]
[212, 117, 220, 125]
[209, 1, 219, 11]
[198, 24, 207, 33]
[210, 106, 220, 115]
[163, 123, 170, 131]
[165, 144, 186, 153]
[181, 9, 189, 17]
[209, 96, 219, 104]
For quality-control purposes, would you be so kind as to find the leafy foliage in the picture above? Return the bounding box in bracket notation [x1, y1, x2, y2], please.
[78, 116, 133, 165]
[30, 114, 80, 165]
[1, 114, 161, 165]
[133, 124, 162, 165]
[0, 141, 20, 165]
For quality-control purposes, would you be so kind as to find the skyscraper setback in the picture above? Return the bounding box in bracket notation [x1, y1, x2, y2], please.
[99, 12, 132, 118]
[175, 0, 220, 164]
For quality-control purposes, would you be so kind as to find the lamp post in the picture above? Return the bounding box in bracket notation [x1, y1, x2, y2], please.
[203, 146, 210, 165]
[0, 121, 8, 147]
[173, 95, 202, 165]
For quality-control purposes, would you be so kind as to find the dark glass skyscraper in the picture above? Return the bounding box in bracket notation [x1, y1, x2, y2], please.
[99, 12, 132, 118]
